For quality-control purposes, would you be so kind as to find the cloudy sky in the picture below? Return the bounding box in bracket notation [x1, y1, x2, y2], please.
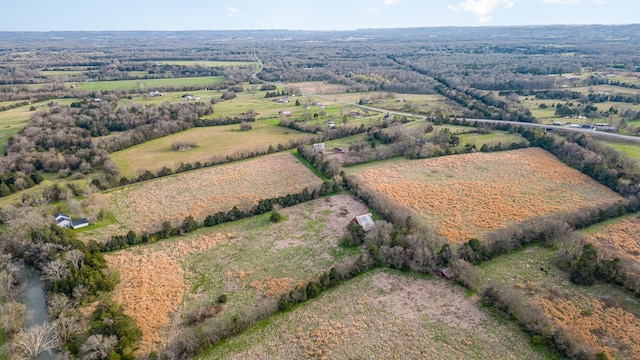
[1, 0, 637, 31]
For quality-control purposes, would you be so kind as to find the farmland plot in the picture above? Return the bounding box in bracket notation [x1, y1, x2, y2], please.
[586, 215, 640, 282]
[107, 153, 323, 233]
[345, 148, 621, 243]
[479, 246, 640, 360]
[105, 194, 367, 355]
[111, 122, 313, 178]
[203, 270, 552, 360]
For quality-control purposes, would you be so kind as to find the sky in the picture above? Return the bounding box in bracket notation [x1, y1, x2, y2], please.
[0, 0, 638, 31]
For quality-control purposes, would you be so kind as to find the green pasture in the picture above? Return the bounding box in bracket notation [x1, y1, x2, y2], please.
[110, 122, 314, 178]
[68, 76, 225, 91]
[600, 140, 640, 162]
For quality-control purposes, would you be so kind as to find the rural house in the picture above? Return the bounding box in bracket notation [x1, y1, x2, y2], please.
[54, 212, 89, 230]
[351, 213, 375, 232]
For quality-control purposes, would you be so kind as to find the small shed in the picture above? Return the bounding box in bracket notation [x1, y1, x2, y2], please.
[333, 147, 345, 154]
[312, 143, 325, 153]
[71, 219, 89, 230]
[438, 267, 455, 280]
[351, 213, 375, 232]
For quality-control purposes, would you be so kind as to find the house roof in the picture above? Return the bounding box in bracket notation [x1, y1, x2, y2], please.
[71, 219, 89, 229]
[354, 213, 375, 232]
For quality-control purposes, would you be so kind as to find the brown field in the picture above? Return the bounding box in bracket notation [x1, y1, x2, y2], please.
[107, 153, 323, 233]
[587, 215, 640, 281]
[105, 194, 368, 355]
[480, 246, 640, 360]
[294, 81, 350, 95]
[345, 148, 621, 243]
[587, 216, 640, 262]
[538, 295, 640, 359]
[204, 270, 551, 359]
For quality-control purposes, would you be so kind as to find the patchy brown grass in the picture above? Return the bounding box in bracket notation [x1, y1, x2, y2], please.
[346, 148, 621, 243]
[105, 251, 186, 355]
[203, 270, 550, 360]
[538, 295, 640, 359]
[107, 153, 323, 233]
[107, 194, 367, 355]
[587, 216, 640, 280]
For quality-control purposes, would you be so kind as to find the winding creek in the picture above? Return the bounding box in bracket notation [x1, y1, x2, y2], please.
[15, 264, 57, 360]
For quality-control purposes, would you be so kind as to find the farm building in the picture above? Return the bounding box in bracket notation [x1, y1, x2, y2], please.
[54, 212, 72, 228]
[54, 212, 89, 230]
[333, 147, 345, 154]
[71, 219, 89, 229]
[312, 143, 325, 153]
[352, 213, 375, 232]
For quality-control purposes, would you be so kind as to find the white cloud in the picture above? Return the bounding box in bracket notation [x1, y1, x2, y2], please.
[449, 0, 515, 23]
[449, 0, 606, 23]
[227, 7, 240, 16]
[384, 0, 401, 4]
[369, 7, 380, 12]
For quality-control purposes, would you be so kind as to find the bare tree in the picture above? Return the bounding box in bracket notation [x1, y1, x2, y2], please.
[81, 334, 118, 360]
[0, 300, 26, 334]
[41, 259, 69, 282]
[0, 271, 16, 301]
[7, 322, 57, 360]
[51, 314, 80, 345]
[47, 293, 71, 317]
[64, 250, 84, 270]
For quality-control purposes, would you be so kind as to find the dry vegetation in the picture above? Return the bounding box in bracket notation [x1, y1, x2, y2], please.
[203, 270, 550, 359]
[107, 153, 323, 233]
[106, 195, 368, 355]
[479, 246, 640, 360]
[347, 148, 621, 242]
[587, 216, 640, 263]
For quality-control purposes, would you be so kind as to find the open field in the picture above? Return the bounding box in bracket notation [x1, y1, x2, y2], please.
[479, 246, 640, 360]
[105, 194, 367, 355]
[585, 215, 640, 282]
[204, 269, 554, 360]
[67, 76, 226, 91]
[110, 122, 314, 178]
[431, 125, 528, 147]
[107, 153, 324, 233]
[600, 140, 640, 162]
[345, 148, 621, 243]
[293, 81, 351, 95]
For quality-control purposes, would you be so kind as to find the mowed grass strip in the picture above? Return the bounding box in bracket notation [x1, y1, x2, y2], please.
[107, 152, 324, 233]
[110, 122, 314, 178]
[203, 269, 553, 360]
[478, 245, 640, 360]
[105, 194, 367, 355]
[345, 147, 621, 243]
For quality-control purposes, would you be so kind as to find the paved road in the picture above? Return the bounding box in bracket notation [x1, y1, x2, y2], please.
[252, 54, 639, 144]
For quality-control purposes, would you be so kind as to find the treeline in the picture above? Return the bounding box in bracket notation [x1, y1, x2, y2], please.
[0, 213, 141, 359]
[98, 183, 337, 252]
[501, 89, 640, 105]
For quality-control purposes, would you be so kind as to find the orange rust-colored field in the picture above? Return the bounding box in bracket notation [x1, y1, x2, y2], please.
[587, 216, 640, 281]
[105, 232, 232, 355]
[538, 294, 640, 359]
[107, 153, 323, 233]
[346, 148, 621, 243]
